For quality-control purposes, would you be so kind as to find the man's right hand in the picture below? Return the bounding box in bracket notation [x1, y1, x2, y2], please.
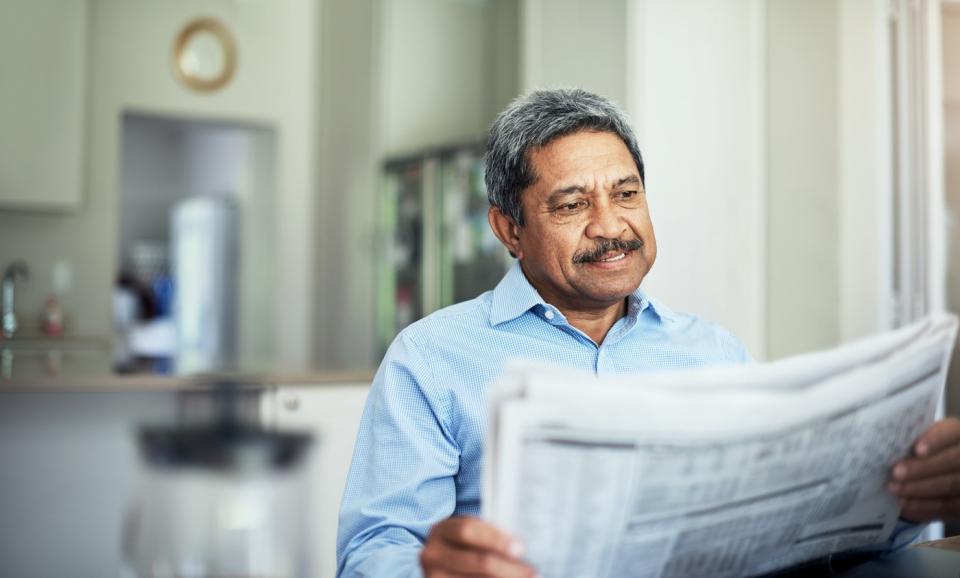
[420, 516, 538, 578]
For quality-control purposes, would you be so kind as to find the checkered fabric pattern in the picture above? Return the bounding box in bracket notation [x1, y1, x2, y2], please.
[336, 263, 918, 577]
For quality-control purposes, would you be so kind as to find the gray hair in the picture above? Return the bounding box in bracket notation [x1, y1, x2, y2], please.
[484, 88, 645, 226]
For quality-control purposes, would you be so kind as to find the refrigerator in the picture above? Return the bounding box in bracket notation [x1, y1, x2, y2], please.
[377, 145, 510, 354]
[171, 195, 239, 374]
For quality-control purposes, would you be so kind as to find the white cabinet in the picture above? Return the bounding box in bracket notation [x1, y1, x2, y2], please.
[0, 0, 87, 210]
[264, 384, 369, 577]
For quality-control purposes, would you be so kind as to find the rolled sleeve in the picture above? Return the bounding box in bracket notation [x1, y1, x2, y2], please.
[886, 519, 926, 551]
[337, 331, 460, 578]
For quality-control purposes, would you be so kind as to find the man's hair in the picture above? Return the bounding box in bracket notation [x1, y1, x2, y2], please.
[484, 88, 645, 226]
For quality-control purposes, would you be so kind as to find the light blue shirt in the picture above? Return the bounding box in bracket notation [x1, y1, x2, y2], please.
[337, 263, 752, 577]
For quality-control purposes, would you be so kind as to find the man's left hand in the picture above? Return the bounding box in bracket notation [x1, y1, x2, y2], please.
[888, 417, 960, 523]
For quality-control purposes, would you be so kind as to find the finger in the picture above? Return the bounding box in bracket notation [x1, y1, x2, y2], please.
[899, 498, 960, 523]
[432, 517, 524, 559]
[888, 473, 960, 499]
[891, 444, 960, 481]
[421, 540, 536, 578]
[912, 417, 960, 457]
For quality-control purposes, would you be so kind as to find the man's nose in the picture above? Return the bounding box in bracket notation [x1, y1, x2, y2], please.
[584, 203, 627, 239]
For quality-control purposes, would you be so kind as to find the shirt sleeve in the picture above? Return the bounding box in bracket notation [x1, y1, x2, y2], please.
[715, 325, 754, 364]
[336, 330, 460, 578]
[886, 519, 926, 551]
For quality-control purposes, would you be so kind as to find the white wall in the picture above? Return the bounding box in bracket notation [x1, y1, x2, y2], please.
[522, 0, 628, 105]
[627, 0, 767, 359]
[119, 116, 186, 255]
[315, 0, 520, 370]
[766, 0, 839, 359]
[838, 0, 895, 342]
[522, 0, 766, 358]
[618, 0, 901, 361]
[380, 0, 491, 155]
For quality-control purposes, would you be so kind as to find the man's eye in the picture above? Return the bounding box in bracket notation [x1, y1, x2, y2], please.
[556, 201, 586, 212]
[617, 190, 639, 200]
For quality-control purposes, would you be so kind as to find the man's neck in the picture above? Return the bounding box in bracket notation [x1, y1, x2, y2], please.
[516, 263, 632, 345]
[559, 299, 627, 345]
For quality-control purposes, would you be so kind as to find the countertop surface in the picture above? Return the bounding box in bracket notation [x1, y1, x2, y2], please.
[0, 334, 374, 390]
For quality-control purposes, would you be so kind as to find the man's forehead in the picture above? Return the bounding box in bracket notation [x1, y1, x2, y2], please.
[530, 130, 635, 171]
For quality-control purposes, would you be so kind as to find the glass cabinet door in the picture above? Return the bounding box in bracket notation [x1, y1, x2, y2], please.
[378, 147, 510, 356]
[377, 160, 425, 353]
[439, 149, 509, 307]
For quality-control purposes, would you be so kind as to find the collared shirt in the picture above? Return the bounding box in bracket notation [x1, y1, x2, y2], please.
[337, 263, 752, 577]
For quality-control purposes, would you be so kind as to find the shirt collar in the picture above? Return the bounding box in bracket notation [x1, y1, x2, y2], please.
[489, 262, 545, 325]
[489, 262, 675, 326]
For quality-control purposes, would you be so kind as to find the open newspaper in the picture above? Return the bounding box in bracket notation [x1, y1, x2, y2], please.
[483, 313, 958, 578]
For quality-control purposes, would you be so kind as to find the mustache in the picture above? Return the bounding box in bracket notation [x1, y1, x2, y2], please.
[572, 238, 644, 264]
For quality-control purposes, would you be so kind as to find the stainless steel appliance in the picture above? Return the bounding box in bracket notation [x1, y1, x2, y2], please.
[171, 196, 239, 374]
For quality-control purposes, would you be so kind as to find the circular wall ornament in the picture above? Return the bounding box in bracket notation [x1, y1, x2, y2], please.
[173, 18, 237, 92]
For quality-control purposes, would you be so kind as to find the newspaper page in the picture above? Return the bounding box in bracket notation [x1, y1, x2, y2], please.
[483, 313, 958, 578]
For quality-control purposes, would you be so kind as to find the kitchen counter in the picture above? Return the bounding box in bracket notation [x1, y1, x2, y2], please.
[0, 335, 374, 390]
[0, 338, 373, 391]
[0, 369, 376, 391]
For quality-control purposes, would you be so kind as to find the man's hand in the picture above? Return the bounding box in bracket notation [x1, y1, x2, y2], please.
[420, 516, 537, 578]
[888, 417, 960, 523]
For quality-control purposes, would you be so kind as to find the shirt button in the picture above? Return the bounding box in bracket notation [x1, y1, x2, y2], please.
[544, 310, 555, 320]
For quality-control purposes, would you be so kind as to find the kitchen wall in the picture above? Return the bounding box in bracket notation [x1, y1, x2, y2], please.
[521, 0, 628, 106]
[0, 0, 318, 368]
[766, 0, 840, 359]
[768, 0, 903, 358]
[626, 0, 767, 359]
[314, 0, 521, 370]
[613, 0, 899, 361]
[0, 0, 931, 370]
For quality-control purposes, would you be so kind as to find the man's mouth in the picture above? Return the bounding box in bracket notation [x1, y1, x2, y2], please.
[599, 252, 626, 263]
[572, 238, 644, 264]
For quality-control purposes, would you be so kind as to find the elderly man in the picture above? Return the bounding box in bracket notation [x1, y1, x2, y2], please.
[337, 88, 960, 578]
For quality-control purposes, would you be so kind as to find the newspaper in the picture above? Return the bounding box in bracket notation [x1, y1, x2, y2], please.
[483, 313, 959, 578]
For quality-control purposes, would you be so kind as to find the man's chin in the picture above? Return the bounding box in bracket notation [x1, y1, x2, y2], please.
[574, 277, 645, 307]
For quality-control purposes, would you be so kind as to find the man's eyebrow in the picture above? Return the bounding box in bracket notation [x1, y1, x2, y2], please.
[545, 175, 642, 205]
[545, 185, 585, 204]
[614, 175, 641, 187]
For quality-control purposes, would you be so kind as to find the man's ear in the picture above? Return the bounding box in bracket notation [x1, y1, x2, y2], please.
[488, 206, 523, 259]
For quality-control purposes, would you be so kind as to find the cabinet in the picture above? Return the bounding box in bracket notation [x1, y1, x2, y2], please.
[263, 384, 370, 577]
[0, 0, 87, 210]
[377, 146, 510, 354]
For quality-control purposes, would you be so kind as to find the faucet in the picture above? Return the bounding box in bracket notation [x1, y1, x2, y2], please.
[2, 260, 29, 339]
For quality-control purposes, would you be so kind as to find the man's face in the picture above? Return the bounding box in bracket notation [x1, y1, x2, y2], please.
[489, 130, 657, 313]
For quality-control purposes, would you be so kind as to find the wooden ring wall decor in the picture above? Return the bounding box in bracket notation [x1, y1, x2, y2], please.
[172, 17, 237, 92]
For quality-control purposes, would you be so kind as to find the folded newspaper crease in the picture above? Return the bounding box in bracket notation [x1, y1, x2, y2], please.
[483, 314, 959, 578]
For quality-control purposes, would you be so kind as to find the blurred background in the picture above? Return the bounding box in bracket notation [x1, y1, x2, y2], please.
[2, 0, 960, 576]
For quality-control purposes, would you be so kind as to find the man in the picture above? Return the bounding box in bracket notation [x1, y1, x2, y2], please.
[337, 88, 960, 578]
